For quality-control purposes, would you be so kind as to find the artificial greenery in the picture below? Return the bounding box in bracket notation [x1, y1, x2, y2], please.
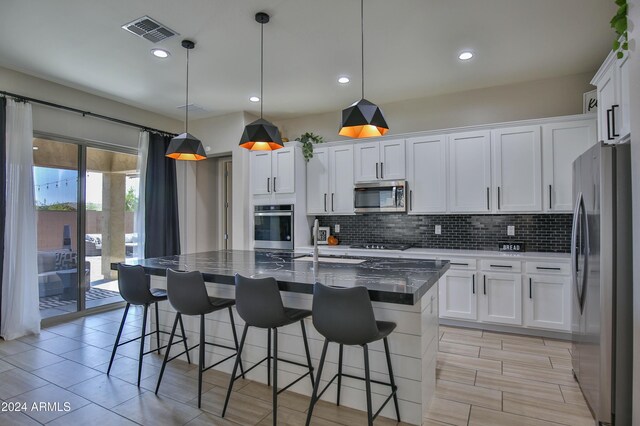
[611, 0, 628, 59]
[296, 132, 324, 162]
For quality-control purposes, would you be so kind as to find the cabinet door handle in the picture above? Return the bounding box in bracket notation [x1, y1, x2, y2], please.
[486, 187, 490, 210]
[410, 190, 413, 211]
[490, 264, 513, 268]
[380, 162, 384, 179]
[497, 186, 501, 210]
[483, 275, 486, 295]
[536, 266, 561, 271]
[331, 193, 335, 212]
[267, 177, 270, 193]
[606, 108, 614, 141]
[450, 262, 469, 266]
[549, 184, 552, 209]
[529, 277, 532, 299]
[273, 176, 277, 192]
[324, 193, 327, 212]
[612, 104, 620, 137]
[375, 162, 379, 179]
[472, 274, 475, 294]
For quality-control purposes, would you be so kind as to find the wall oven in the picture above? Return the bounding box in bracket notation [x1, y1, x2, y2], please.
[254, 205, 294, 250]
[354, 180, 406, 213]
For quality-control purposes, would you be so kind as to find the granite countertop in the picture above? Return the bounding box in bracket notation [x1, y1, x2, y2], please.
[295, 245, 571, 260]
[116, 250, 450, 305]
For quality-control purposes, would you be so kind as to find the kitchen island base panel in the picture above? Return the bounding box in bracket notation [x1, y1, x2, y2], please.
[148, 276, 438, 425]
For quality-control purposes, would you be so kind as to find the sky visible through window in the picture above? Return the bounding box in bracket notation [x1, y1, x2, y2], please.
[34, 167, 139, 210]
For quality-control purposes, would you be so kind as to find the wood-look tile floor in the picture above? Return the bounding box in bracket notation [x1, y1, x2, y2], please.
[0, 307, 595, 425]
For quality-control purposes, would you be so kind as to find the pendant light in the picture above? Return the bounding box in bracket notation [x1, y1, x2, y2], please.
[239, 12, 284, 151]
[338, 0, 389, 138]
[166, 39, 207, 161]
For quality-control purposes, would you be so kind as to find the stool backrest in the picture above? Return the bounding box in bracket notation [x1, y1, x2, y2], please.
[312, 283, 380, 345]
[235, 274, 288, 329]
[117, 264, 152, 305]
[166, 269, 212, 315]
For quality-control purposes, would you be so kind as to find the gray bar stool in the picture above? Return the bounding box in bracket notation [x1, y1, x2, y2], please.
[107, 264, 190, 386]
[305, 283, 400, 426]
[155, 269, 244, 408]
[222, 274, 315, 426]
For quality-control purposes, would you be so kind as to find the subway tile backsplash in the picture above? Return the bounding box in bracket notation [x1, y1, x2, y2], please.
[316, 214, 573, 253]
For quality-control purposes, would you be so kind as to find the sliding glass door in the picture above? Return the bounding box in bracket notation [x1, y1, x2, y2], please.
[33, 137, 139, 319]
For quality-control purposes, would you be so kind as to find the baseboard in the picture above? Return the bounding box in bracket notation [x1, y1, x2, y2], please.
[439, 318, 572, 340]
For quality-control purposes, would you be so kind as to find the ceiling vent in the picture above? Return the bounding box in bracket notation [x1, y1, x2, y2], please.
[177, 104, 209, 115]
[121, 16, 178, 43]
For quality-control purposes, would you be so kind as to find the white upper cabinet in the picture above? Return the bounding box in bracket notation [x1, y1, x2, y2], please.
[354, 139, 405, 182]
[491, 126, 542, 212]
[592, 48, 630, 144]
[406, 135, 446, 213]
[542, 120, 597, 212]
[251, 147, 295, 196]
[307, 145, 354, 215]
[448, 130, 492, 213]
[306, 147, 330, 214]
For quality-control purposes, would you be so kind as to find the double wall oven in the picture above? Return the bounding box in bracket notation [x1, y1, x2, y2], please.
[253, 205, 294, 250]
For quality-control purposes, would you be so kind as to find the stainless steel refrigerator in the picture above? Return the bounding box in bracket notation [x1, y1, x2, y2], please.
[571, 142, 632, 425]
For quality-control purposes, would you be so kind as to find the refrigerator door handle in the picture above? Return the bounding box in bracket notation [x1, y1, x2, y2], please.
[571, 193, 581, 306]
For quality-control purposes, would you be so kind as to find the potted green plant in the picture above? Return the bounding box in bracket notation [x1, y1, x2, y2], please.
[296, 132, 324, 162]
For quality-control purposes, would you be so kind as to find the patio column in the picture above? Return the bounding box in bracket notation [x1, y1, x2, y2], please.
[101, 172, 126, 280]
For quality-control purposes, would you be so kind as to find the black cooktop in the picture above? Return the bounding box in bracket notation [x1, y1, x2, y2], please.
[349, 243, 412, 251]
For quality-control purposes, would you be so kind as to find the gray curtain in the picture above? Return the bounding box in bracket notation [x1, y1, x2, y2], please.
[144, 132, 180, 258]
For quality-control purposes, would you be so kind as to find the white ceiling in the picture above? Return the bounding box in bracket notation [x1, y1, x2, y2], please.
[0, 0, 616, 121]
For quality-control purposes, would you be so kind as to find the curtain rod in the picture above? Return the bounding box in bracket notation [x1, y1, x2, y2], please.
[0, 90, 177, 138]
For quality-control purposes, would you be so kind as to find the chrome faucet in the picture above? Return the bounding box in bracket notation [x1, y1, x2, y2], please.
[313, 219, 319, 264]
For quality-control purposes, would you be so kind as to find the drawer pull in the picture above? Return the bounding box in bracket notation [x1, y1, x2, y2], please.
[536, 266, 561, 271]
[490, 264, 513, 268]
[450, 262, 469, 266]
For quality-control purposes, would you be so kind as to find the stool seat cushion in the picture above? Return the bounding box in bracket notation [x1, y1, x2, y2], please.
[373, 320, 397, 342]
[282, 308, 311, 326]
[150, 288, 168, 302]
[204, 297, 236, 314]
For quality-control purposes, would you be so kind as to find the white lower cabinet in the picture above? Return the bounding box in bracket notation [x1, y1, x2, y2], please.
[524, 274, 571, 331]
[439, 270, 477, 320]
[479, 273, 522, 326]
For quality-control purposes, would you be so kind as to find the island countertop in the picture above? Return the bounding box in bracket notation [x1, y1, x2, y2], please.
[115, 250, 450, 305]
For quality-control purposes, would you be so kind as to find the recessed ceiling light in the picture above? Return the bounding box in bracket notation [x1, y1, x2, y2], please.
[458, 51, 474, 61]
[249, 96, 260, 102]
[151, 48, 170, 58]
[338, 76, 350, 84]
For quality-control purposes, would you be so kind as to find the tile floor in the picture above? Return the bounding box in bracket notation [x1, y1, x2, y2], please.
[0, 307, 595, 425]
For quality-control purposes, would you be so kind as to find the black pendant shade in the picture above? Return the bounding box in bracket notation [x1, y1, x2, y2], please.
[239, 12, 283, 151]
[339, 98, 389, 138]
[166, 132, 207, 160]
[239, 118, 283, 151]
[166, 39, 206, 161]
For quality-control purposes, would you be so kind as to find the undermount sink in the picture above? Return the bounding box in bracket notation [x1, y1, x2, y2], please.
[295, 256, 366, 265]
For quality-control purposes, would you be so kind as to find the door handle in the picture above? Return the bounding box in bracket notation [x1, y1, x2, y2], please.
[606, 108, 614, 140]
[529, 277, 532, 299]
[472, 274, 475, 294]
[375, 162, 379, 179]
[497, 186, 501, 210]
[331, 193, 335, 212]
[483, 275, 486, 295]
[537, 266, 561, 271]
[549, 184, 552, 209]
[612, 104, 620, 137]
[273, 176, 277, 192]
[380, 162, 384, 179]
[490, 264, 512, 268]
[324, 193, 327, 212]
[409, 190, 413, 211]
[450, 262, 469, 266]
[267, 177, 270, 193]
[486, 187, 490, 210]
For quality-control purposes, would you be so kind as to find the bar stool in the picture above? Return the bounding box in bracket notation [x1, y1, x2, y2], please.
[305, 283, 401, 426]
[107, 264, 190, 386]
[222, 274, 315, 426]
[155, 269, 244, 408]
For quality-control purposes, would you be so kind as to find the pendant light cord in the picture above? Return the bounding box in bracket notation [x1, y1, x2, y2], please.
[260, 21, 264, 119]
[361, 0, 365, 100]
[185, 46, 190, 133]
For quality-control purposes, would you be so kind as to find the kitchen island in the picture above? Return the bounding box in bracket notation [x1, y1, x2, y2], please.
[117, 250, 449, 425]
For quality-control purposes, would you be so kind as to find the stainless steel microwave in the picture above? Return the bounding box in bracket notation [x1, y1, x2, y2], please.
[354, 181, 406, 213]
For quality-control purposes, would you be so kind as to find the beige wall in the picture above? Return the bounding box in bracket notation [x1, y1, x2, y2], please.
[275, 72, 595, 141]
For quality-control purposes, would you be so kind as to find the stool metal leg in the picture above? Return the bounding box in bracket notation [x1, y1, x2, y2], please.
[267, 330, 271, 386]
[198, 314, 205, 408]
[272, 327, 278, 426]
[363, 344, 373, 426]
[305, 339, 329, 426]
[300, 320, 315, 386]
[222, 323, 249, 418]
[107, 303, 129, 375]
[155, 313, 180, 394]
[227, 306, 244, 378]
[154, 302, 161, 355]
[137, 304, 149, 386]
[337, 343, 343, 406]
[178, 314, 191, 364]
[384, 337, 401, 422]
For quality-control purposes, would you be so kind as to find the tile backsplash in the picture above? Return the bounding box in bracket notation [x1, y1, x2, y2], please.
[316, 214, 573, 253]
